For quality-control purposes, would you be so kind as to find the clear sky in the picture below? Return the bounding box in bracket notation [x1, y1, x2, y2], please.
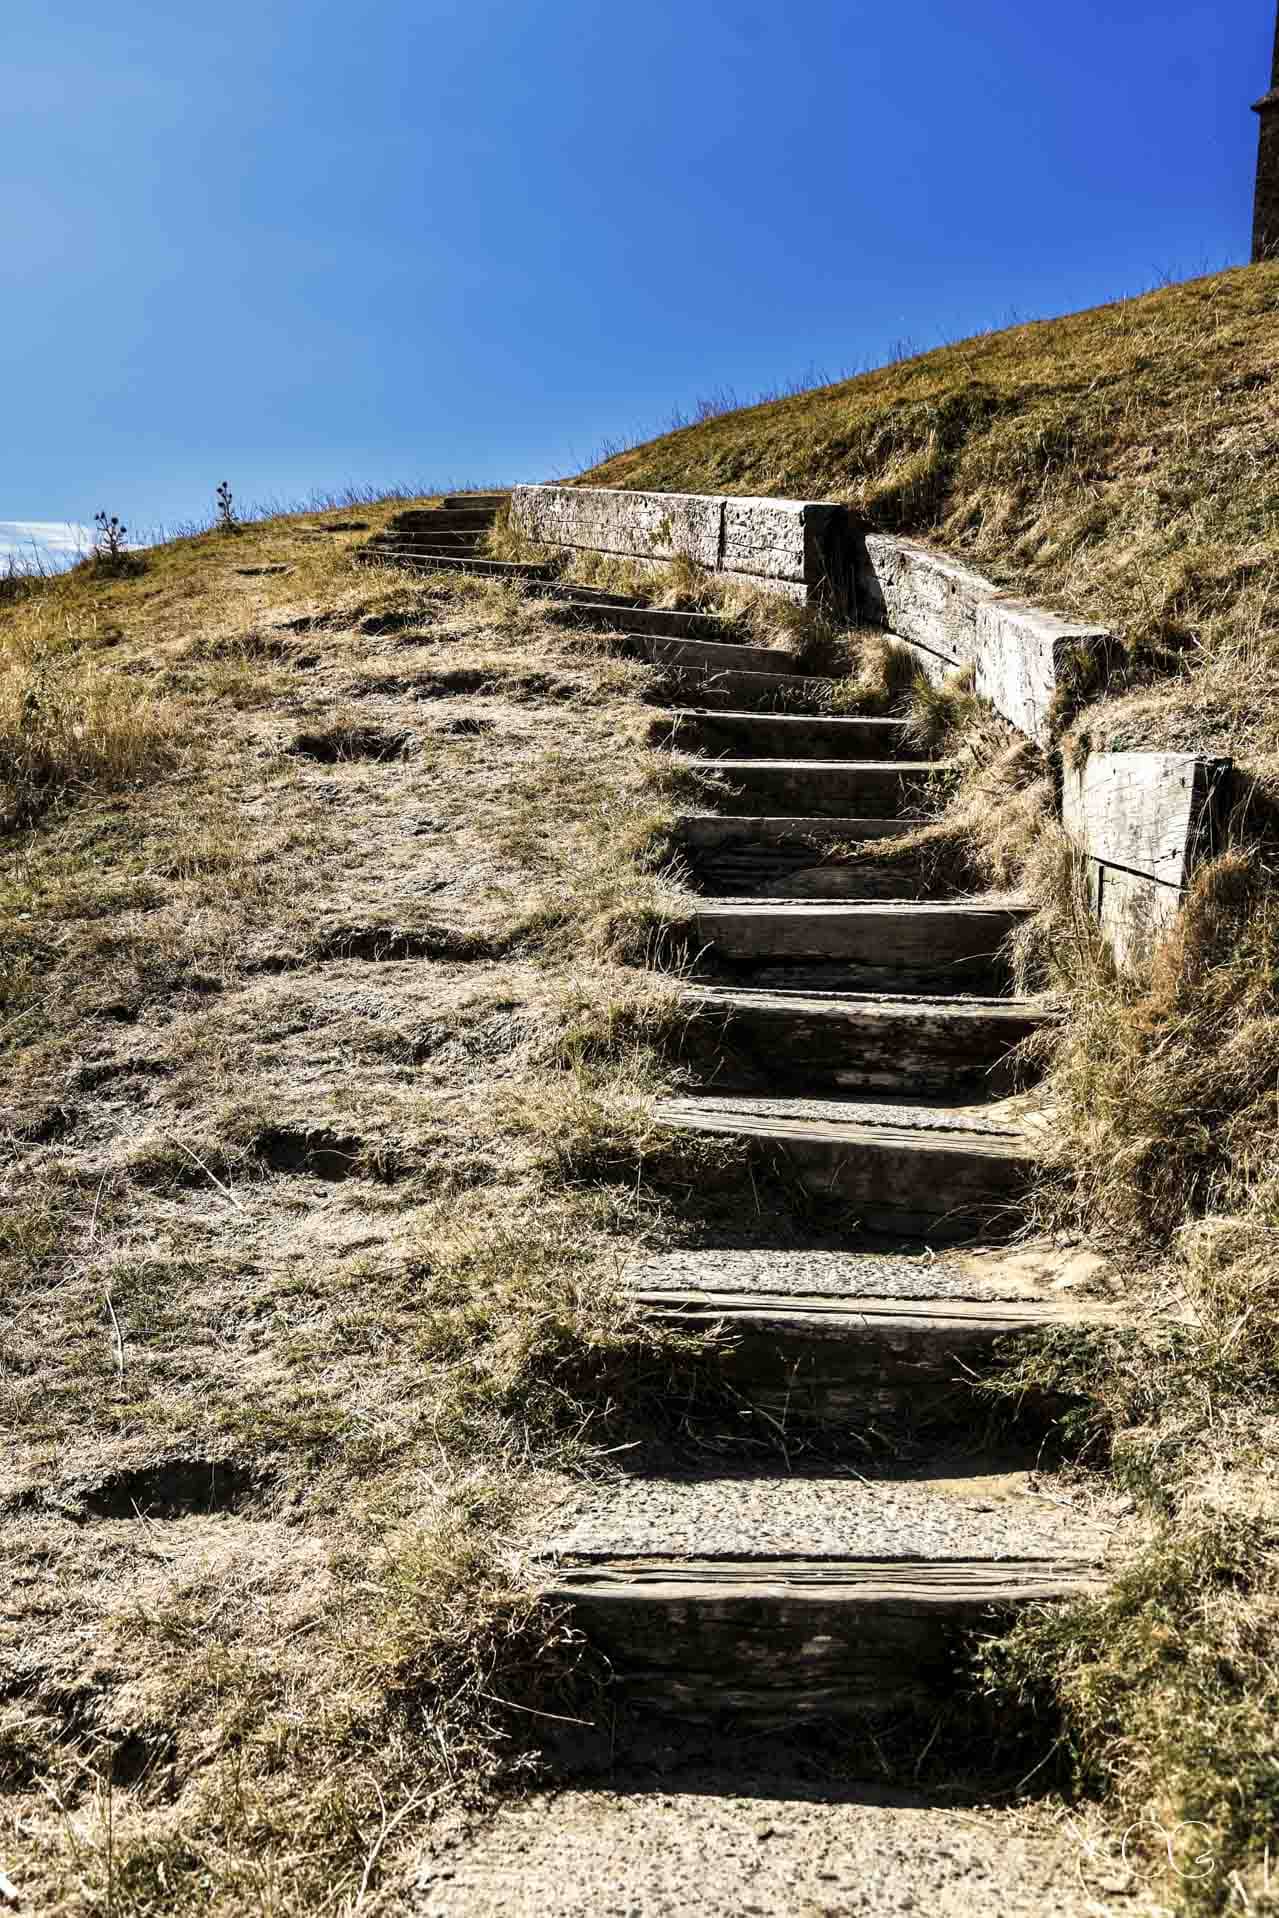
[3, 0, 1272, 555]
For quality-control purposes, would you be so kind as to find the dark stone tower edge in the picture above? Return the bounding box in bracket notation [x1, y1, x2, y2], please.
[1252, 2, 1279, 262]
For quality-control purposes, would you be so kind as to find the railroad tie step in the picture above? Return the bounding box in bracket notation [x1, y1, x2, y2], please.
[365, 536, 487, 557]
[389, 509, 498, 532]
[355, 551, 553, 580]
[539, 1466, 1104, 1724]
[657, 1091, 1033, 1239]
[641, 636, 802, 675]
[679, 984, 1046, 1093]
[647, 665, 845, 712]
[674, 814, 940, 900]
[651, 709, 912, 761]
[685, 899, 1027, 993]
[547, 600, 783, 651]
[629, 1243, 1120, 1423]
[682, 756, 939, 818]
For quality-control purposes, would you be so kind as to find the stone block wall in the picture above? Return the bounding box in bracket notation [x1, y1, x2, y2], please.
[1061, 752, 1232, 969]
[510, 486, 852, 607]
[853, 534, 1112, 747]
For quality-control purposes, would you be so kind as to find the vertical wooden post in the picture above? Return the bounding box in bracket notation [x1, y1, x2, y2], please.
[1252, 3, 1279, 261]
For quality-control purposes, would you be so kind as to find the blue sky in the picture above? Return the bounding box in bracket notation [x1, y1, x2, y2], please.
[3, 0, 1272, 560]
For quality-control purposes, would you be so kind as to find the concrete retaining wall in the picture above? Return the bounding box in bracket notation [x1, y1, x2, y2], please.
[1062, 752, 1232, 969]
[511, 485, 850, 606]
[854, 535, 1113, 747]
[512, 483, 1231, 962]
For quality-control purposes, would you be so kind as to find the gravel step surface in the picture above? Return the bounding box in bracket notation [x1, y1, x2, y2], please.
[415, 1783, 1141, 1918]
[623, 1242, 1114, 1303]
[543, 1466, 1108, 1564]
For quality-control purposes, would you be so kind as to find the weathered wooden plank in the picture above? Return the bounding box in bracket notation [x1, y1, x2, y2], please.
[677, 815, 906, 848]
[542, 1557, 1100, 1722]
[855, 535, 994, 669]
[683, 757, 936, 819]
[652, 710, 910, 761]
[689, 900, 1025, 977]
[720, 495, 849, 587]
[974, 598, 1111, 741]
[648, 666, 840, 711]
[635, 1289, 1121, 1423]
[657, 1094, 1031, 1236]
[514, 484, 724, 568]
[644, 636, 805, 675]
[510, 485, 851, 605]
[1062, 751, 1232, 967]
[680, 985, 1044, 1092]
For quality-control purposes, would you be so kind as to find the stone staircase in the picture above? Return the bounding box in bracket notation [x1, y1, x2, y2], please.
[361, 500, 1119, 1741]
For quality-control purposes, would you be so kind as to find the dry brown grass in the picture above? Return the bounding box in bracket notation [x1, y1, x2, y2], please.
[0, 502, 759, 1913]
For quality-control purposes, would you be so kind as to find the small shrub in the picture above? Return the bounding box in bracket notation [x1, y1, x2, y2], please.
[215, 480, 240, 534]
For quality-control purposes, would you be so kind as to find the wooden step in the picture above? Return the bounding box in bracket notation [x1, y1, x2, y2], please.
[680, 985, 1045, 1092]
[683, 757, 938, 818]
[440, 493, 510, 509]
[652, 710, 911, 761]
[657, 1092, 1032, 1238]
[676, 815, 931, 900]
[367, 533, 486, 554]
[553, 601, 765, 648]
[641, 636, 801, 675]
[650, 665, 848, 712]
[540, 1468, 1103, 1723]
[355, 551, 552, 581]
[390, 509, 497, 532]
[633, 1281, 1119, 1424]
[687, 900, 1025, 991]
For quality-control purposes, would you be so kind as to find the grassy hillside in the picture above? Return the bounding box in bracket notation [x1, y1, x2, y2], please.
[0, 506, 747, 1912]
[3, 267, 1279, 1913]
[585, 265, 1279, 799]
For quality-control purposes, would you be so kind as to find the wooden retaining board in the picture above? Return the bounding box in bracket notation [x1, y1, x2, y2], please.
[853, 534, 1112, 744]
[512, 484, 852, 603]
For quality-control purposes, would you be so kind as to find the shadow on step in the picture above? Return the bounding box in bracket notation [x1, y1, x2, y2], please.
[525, 1659, 1065, 1802]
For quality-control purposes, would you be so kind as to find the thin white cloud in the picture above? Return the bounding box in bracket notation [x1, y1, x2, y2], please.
[0, 520, 94, 569]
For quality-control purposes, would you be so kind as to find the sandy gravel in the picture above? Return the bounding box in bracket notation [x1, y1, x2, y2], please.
[413, 1777, 1149, 1916]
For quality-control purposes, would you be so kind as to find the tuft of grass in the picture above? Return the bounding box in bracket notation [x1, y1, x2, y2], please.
[0, 619, 180, 826]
